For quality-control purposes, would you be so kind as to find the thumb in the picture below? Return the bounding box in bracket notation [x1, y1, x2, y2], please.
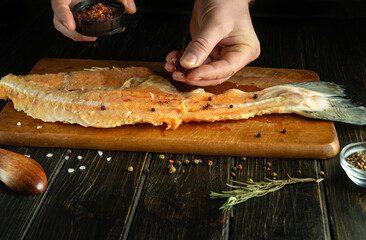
[180, 25, 222, 69]
[52, 4, 76, 31]
[120, 0, 136, 14]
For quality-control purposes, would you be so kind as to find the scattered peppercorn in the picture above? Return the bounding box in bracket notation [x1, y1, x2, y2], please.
[266, 162, 272, 167]
[281, 128, 287, 133]
[208, 160, 213, 166]
[242, 157, 246, 161]
[168, 164, 174, 169]
[184, 159, 190, 164]
[199, 159, 203, 164]
[320, 171, 325, 176]
[179, 169, 185, 174]
[237, 164, 243, 170]
[151, 108, 155, 112]
[346, 151, 366, 171]
[267, 167, 271, 171]
[193, 159, 200, 165]
[127, 166, 133, 172]
[169, 160, 174, 165]
[256, 133, 262, 138]
[173, 59, 194, 75]
[169, 166, 176, 174]
[271, 172, 277, 177]
[229, 104, 234, 108]
[296, 169, 302, 175]
[159, 154, 165, 160]
[175, 160, 182, 166]
[66, 149, 72, 154]
[101, 105, 106, 110]
[208, 97, 212, 101]
[253, 93, 258, 99]
[231, 172, 236, 177]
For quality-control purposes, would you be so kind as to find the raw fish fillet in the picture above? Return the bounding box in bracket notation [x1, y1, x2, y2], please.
[0, 67, 365, 129]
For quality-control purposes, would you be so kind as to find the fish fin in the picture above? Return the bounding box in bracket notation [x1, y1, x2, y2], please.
[283, 81, 346, 97]
[286, 81, 366, 125]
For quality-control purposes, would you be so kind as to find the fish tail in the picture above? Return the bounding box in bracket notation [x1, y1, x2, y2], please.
[286, 81, 366, 125]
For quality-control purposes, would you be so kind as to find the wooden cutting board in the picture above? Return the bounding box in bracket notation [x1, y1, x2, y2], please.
[0, 58, 339, 159]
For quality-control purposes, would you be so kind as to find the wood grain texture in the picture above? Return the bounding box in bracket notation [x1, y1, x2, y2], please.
[25, 150, 150, 240]
[127, 153, 230, 240]
[0, 58, 339, 159]
[0, 146, 65, 240]
[230, 16, 330, 240]
[303, 18, 366, 240]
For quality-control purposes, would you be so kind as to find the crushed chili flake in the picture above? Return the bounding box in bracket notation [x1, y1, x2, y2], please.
[76, 3, 122, 22]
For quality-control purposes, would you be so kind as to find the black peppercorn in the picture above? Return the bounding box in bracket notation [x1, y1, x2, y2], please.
[208, 97, 212, 101]
[101, 105, 106, 110]
[151, 108, 155, 112]
[256, 133, 262, 137]
[229, 104, 234, 108]
[253, 94, 258, 99]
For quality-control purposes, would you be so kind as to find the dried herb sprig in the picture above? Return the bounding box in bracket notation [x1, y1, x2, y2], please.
[210, 175, 323, 216]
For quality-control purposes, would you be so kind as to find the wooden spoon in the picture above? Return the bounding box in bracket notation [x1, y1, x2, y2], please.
[0, 148, 47, 194]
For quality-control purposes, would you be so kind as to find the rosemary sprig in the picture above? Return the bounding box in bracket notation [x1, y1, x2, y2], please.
[210, 175, 323, 216]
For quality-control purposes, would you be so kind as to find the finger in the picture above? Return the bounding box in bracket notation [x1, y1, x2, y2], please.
[52, 2, 76, 32]
[119, 0, 136, 14]
[172, 71, 187, 83]
[180, 22, 225, 69]
[188, 44, 259, 81]
[165, 51, 184, 72]
[165, 51, 183, 62]
[184, 76, 230, 87]
[54, 16, 97, 41]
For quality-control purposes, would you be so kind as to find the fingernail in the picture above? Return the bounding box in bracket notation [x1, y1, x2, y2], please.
[181, 52, 197, 67]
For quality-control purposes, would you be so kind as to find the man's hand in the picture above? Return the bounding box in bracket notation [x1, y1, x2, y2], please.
[165, 0, 260, 86]
[51, 0, 136, 41]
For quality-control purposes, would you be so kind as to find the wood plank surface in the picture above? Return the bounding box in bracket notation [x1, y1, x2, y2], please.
[303, 18, 366, 240]
[0, 58, 339, 159]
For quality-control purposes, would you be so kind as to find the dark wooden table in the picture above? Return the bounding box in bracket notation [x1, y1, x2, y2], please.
[0, 0, 365, 239]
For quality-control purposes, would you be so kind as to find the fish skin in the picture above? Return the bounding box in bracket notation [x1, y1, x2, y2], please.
[0, 67, 365, 129]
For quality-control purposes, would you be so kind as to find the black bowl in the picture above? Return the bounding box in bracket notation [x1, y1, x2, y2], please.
[72, 0, 126, 37]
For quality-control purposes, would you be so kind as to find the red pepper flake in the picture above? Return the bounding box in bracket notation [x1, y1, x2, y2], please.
[237, 164, 243, 170]
[173, 59, 194, 76]
[76, 3, 122, 22]
[169, 160, 174, 165]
